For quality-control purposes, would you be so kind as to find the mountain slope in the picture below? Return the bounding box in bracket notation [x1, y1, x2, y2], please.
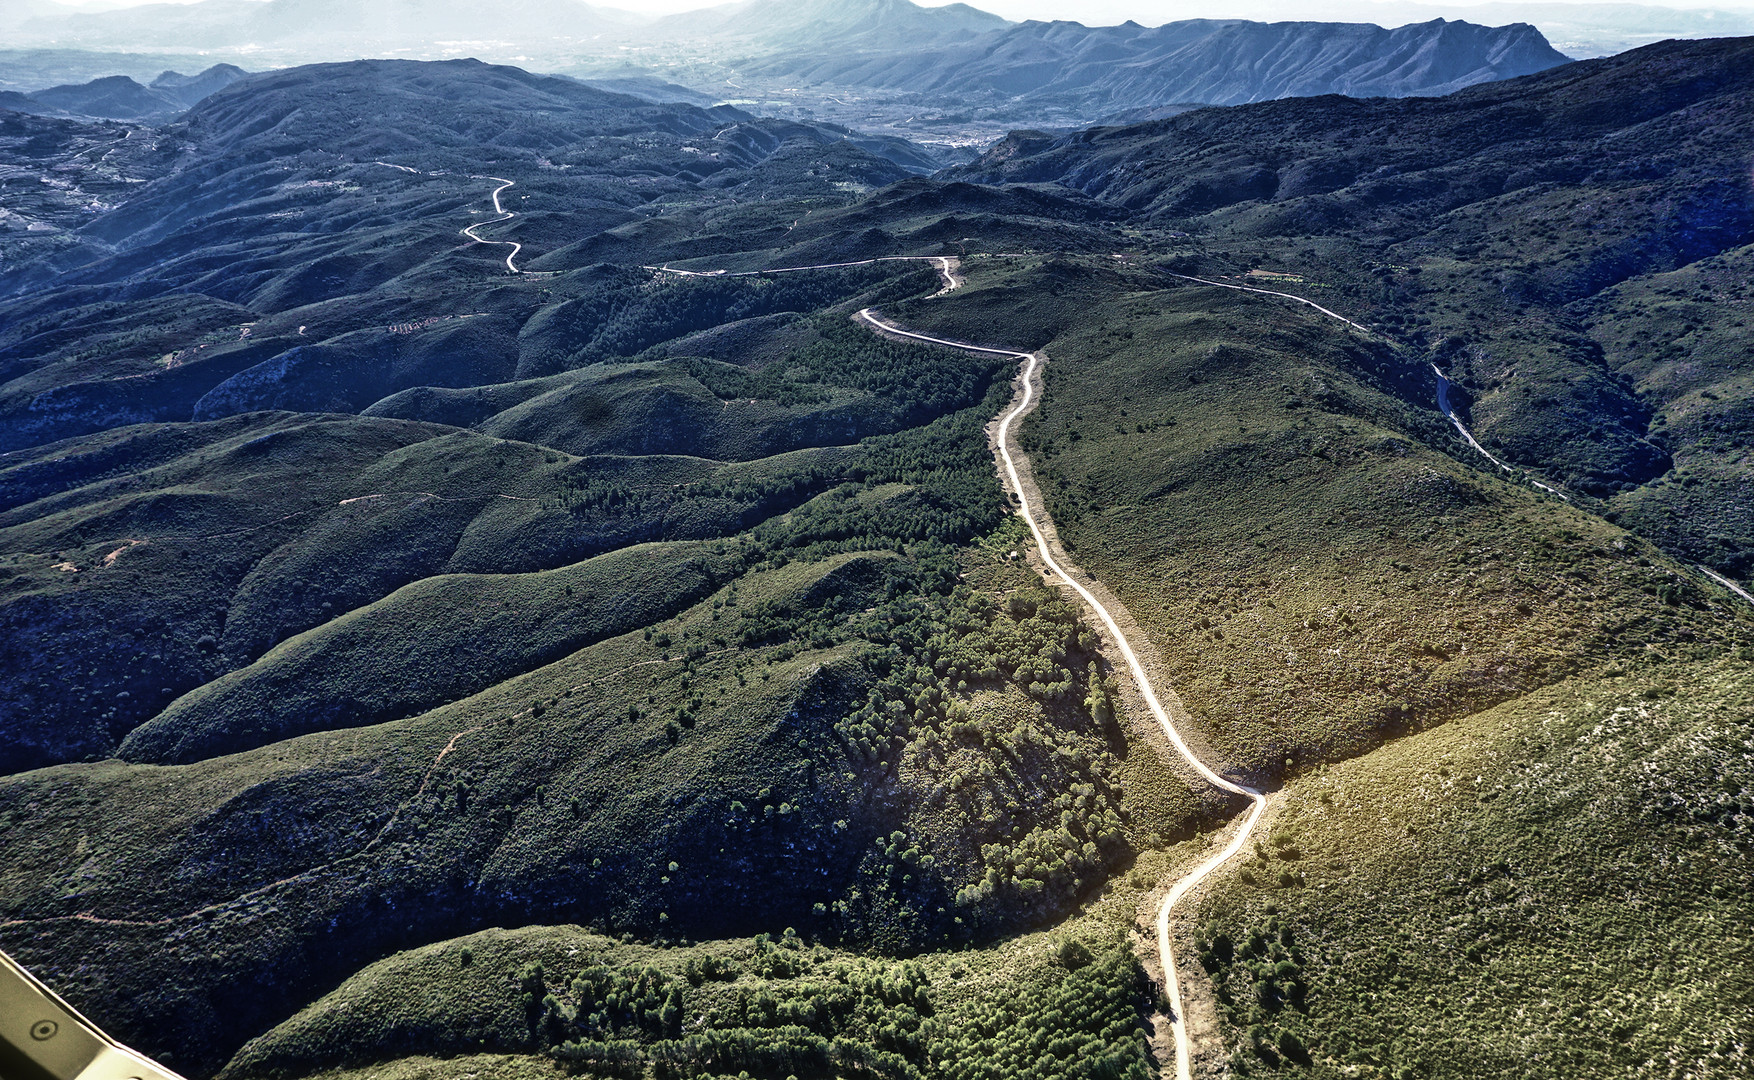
[151, 63, 250, 108]
[10, 0, 1568, 127]
[651, 0, 1008, 52]
[947, 36, 1754, 573]
[0, 58, 931, 303]
[25, 75, 185, 120]
[1195, 655, 1752, 1079]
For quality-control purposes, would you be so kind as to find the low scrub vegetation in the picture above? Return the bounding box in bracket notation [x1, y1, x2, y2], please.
[222, 906, 1154, 1080]
[1194, 657, 1754, 1079]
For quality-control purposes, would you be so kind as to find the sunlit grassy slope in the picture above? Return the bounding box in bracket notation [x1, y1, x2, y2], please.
[117, 540, 746, 763]
[1192, 655, 1753, 1079]
[887, 256, 1754, 783]
[875, 252, 1751, 1080]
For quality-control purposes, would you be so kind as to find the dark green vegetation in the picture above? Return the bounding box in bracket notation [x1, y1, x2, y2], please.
[0, 526, 1192, 1076]
[1582, 247, 1754, 576]
[2, 35, 1753, 1080]
[217, 923, 1151, 1080]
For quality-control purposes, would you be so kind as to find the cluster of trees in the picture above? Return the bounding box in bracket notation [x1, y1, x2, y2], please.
[1197, 915, 1314, 1070]
[959, 780, 1128, 912]
[755, 479, 1003, 561]
[935, 945, 1153, 1080]
[718, 532, 1135, 939]
[526, 959, 686, 1045]
[779, 319, 1005, 428]
[682, 952, 742, 985]
[537, 464, 854, 566]
[530, 944, 933, 1080]
[824, 565, 1100, 769]
[678, 356, 834, 408]
[834, 558, 1135, 937]
[548, 465, 844, 524]
[719, 330, 1011, 563]
[669, 317, 999, 427]
[729, 550, 902, 650]
[927, 585, 1096, 699]
[551, 474, 648, 517]
[524, 935, 1150, 1080]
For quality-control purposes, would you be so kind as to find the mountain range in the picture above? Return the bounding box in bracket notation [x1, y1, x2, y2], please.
[6, 0, 1571, 132]
[741, 15, 1569, 110]
[0, 64, 247, 121]
[649, 0, 1010, 51]
[1174, 0, 1754, 56]
[11, 0, 637, 56]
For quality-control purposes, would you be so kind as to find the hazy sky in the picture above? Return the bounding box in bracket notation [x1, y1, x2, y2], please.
[39, 0, 1754, 19]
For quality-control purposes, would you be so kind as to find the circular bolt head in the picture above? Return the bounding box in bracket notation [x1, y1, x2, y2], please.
[30, 1019, 59, 1040]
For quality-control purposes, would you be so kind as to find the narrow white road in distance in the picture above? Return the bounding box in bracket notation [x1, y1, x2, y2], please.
[460, 176, 522, 274]
[1163, 270, 1371, 332]
[648, 255, 961, 295]
[367, 161, 523, 273]
[1165, 269, 1573, 500]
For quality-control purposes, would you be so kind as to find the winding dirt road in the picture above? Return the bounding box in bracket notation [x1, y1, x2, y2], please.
[1165, 270, 1573, 501]
[1430, 362, 1570, 499]
[857, 307, 1265, 1080]
[1430, 362, 1514, 473]
[648, 254, 960, 295]
[1699, 565, 1754, 607]
[368, 162, 522, 272]
[649, 251, 1271, 1076]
